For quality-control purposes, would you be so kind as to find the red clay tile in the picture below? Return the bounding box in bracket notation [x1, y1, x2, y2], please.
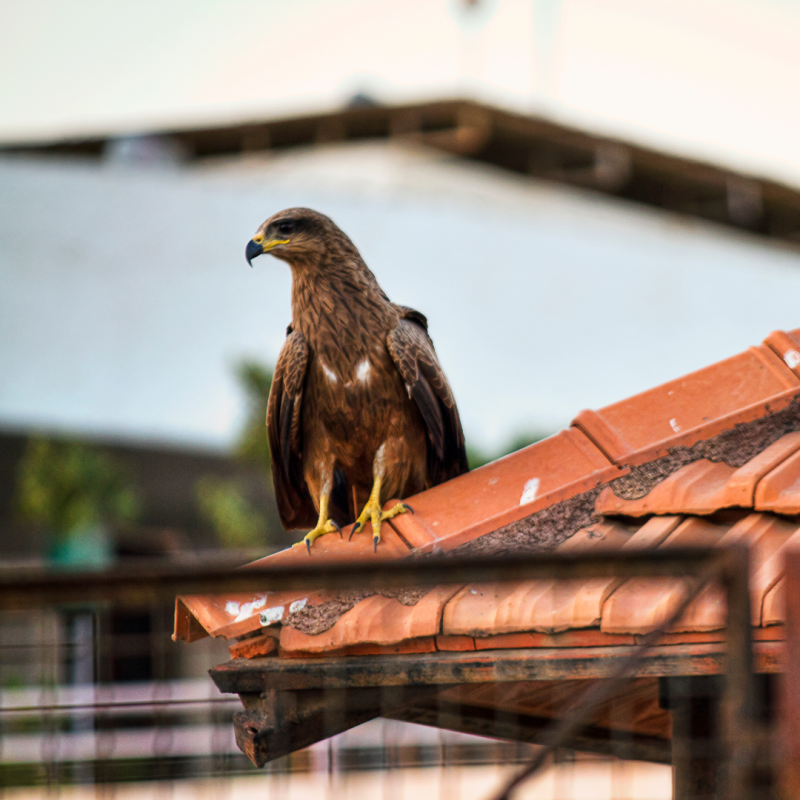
[673, 514, 797, 632]
[436, 635, 476, 651]
[178, 589, 335, 641]
[749, 524, 800, 625]
[600, 517, 728, 634]
[764, 328, 800, 379]
[228, 631, 279, 659]
[173, 598, 210, 643]
[754, 625, 785, 640]
[756, 529, 800, 626]
[763, 580, 784, 627]
[442, 521, 631, 637]
[596, 433, 800, 517]
[755, 450, 800, 515]
[388, 428, 622, 553]
[526, 517, 684, 634]
[175, 524, 412, 642]
[247, 523, 411, 564]
[574, 345, 799, 467]
[279, 637, 437, 658]
[278, 585, 462, 653]
[473, 630, 635, 649]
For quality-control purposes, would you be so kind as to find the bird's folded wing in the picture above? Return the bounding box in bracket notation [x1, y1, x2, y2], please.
[267, 329, 316, 530]
[387, 315, 469, 485]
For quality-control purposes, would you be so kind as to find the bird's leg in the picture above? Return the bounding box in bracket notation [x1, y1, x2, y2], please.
[294, 470, 342, 554]
[349, 445, 411, 552]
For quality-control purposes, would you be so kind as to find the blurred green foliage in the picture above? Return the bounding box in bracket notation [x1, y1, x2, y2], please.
[234, 361, 274, 471]
[195, 476, 268, 549]
[196, 360, 275, 549]
[15, 437, 138, 537]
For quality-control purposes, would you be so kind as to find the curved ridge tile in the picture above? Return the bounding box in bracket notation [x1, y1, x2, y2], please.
[756, 449, 800, 515]
[600, 518, 728, 634]
[279, 585, 462, 653]
[528, 516, 684, 634]
[442, 522, 631, 637]
[575, 345, 799, 467]
[671, 514, 798, 632]
[597, 432, 800, 517]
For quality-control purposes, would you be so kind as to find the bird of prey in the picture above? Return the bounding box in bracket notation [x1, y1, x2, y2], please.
[245, 208, 468, 552]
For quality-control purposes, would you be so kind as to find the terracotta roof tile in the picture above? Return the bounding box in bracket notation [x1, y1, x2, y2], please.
[247, 524, 411, 563]
[764, 328, 800, 379]
[763, 580, 784, 627]
[755, 448, 800, 514]
[670, 514, 797, 632]
[574, 343, 799, 466]
[752, 528, 800, 626]
[389, 428, 622, 553]
[178, 589, 334, 640]
[436, 635, 475, 651]
[473, 630, 635, 649]
[228, 631, 279, 659]
[596, 432, 800, 517]
[278, 585, 462, 654]
[442, 521, 631, 637]
[278, 637, 437, 658]
[528, 516, 686, 635]
[600, 518, 728, 634]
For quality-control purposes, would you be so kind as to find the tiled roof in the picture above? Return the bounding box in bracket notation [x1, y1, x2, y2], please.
[176, 327, 800, 659]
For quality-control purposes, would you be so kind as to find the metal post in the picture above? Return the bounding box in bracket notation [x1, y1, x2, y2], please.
[720, 544, 756, 800]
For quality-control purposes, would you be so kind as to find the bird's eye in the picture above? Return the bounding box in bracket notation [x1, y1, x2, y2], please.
[277, 221, 294, 235]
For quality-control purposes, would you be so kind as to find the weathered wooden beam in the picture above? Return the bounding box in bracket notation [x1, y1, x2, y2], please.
[210, 640, 782, 694]
[388, 699, 671, 764]
[232, 686, 438, 767]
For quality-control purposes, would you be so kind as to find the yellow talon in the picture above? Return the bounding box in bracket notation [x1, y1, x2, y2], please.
[294, 518, 342, 554]
[349, 488, 410, 552]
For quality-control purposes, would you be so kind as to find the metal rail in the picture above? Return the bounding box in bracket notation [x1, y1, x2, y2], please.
[0, 547, 731, 608]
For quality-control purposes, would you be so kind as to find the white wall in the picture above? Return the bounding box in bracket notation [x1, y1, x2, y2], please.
[3, 142, 800, 452]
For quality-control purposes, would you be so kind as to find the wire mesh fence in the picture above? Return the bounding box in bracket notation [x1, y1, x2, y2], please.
[0, 547, 774, 799]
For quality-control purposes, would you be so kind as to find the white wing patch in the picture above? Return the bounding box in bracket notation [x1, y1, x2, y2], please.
[320, 360, 338, 384]
[356, 359, 371, 383]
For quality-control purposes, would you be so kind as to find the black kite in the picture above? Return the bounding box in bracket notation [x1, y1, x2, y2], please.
[246, 208, 468, 551]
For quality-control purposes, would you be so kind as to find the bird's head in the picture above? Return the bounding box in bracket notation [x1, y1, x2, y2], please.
[246, 208, 337, 268]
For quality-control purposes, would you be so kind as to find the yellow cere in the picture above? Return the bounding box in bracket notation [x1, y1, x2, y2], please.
[264, 238, 290, 251]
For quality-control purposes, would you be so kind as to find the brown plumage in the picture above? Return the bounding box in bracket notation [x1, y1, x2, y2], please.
[245, 208, 468, 550]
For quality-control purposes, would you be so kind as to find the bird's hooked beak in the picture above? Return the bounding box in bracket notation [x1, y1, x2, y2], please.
[245, 234, 290, 267]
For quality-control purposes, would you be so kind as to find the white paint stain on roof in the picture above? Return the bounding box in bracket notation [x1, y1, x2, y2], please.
[260, 606, 285, 626]
[225, 595, 268, 623]
[520, 478, 540, 506]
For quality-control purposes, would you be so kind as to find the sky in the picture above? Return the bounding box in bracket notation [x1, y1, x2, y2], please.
[3, 0, 800, 186]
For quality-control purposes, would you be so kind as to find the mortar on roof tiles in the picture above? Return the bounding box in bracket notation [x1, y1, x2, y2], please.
[283, 587, 428, 636]
[450, 487, 602, 558]
[610, 395, 800, 500]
